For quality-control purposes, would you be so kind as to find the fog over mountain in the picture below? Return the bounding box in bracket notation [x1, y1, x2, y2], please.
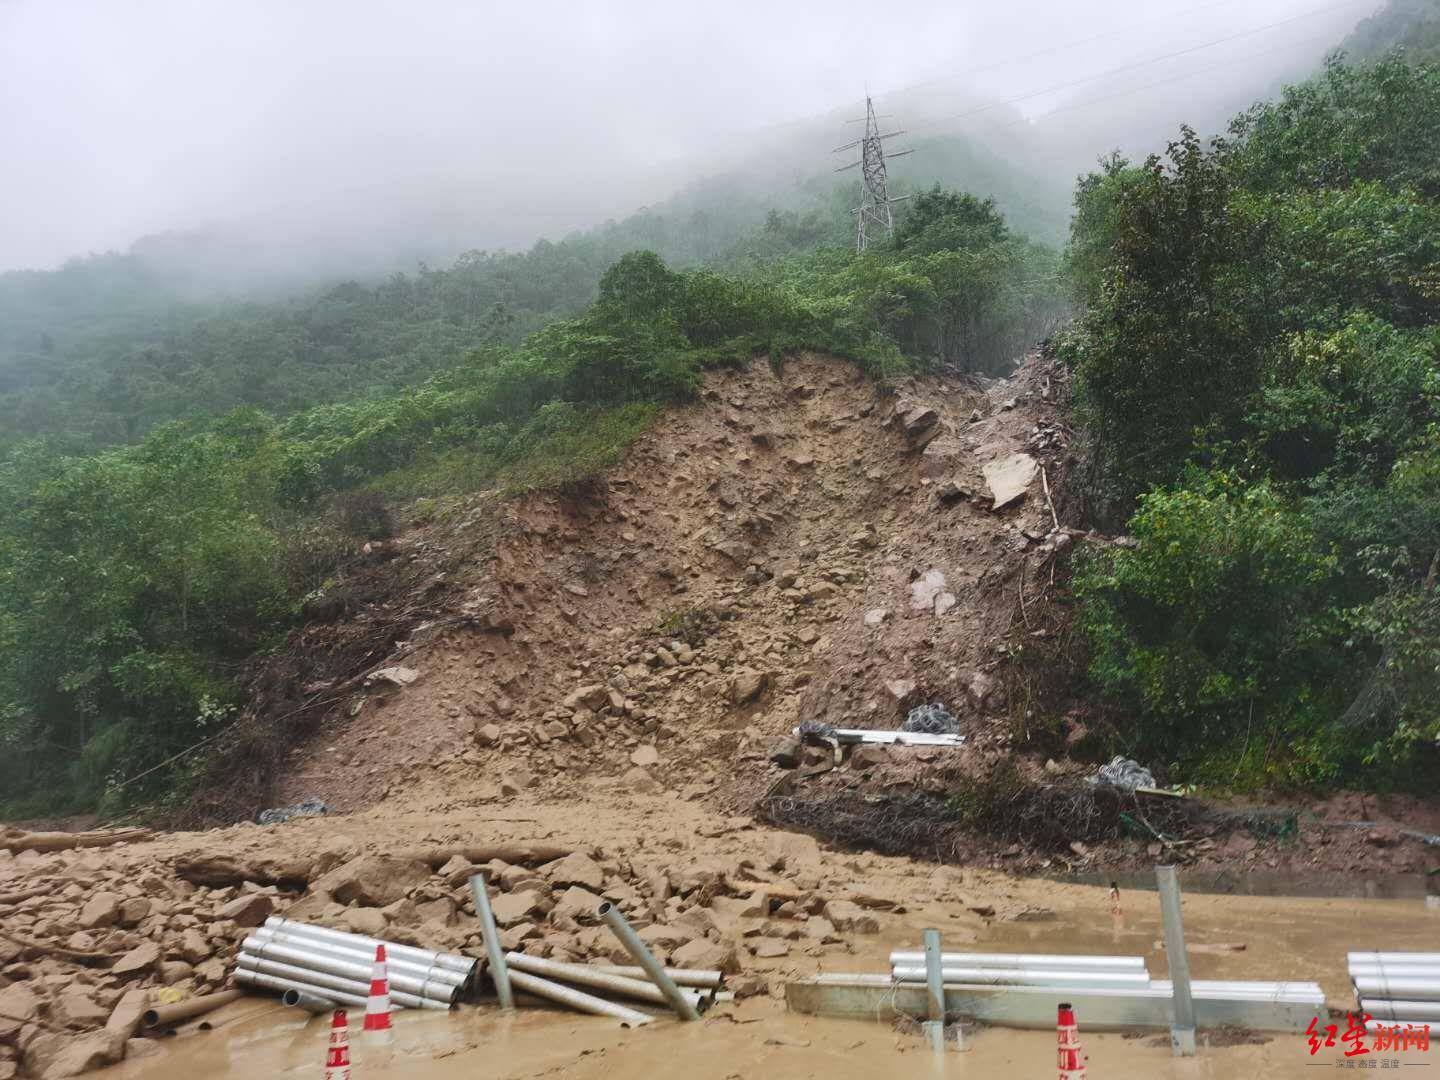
[0, 0, 1373, 278]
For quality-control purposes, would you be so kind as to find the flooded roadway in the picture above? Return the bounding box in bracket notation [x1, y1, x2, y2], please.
[96, 876, 1440, 1079]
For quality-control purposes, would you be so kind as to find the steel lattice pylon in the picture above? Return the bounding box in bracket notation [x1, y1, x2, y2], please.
[834, 95, 914, 252]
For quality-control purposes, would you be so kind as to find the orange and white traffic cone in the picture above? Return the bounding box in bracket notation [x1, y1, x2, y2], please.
[363, 943, 394, 1043]
[1058, 1001, 1088, 1079]
[325, 1009, 351, 1080]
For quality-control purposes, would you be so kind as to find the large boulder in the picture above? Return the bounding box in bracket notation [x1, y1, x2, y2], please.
[217, 893, 273, 928]
[670, 937, 742, 974]
[311, 855, 431, 907]
[26, 1030, 122, 1079]
[823, 899, 880, 934]
[982, 452, 1038, 510]
[550, 886, 604, 923]
[0, 983, 42, 1040]
[77, 892, 121, 929]
[489, 890, 550, 927]
[542, 852, 605, 892]
[112, 941, 162, 977]
[727, 670, 768, 706]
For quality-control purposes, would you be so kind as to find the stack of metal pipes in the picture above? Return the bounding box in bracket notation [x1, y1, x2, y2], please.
[233, 916, 475, 1011]
[1349, 952, 1440, 1032]
[501, 955, 725, 1026]
[888, 950, 1326, 1008]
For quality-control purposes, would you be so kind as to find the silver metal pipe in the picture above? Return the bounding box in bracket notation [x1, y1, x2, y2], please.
[891, 966, 1152, 988]
[283, 989, 339, 1013]
[922, 928, 946, 1054]
[505, 952, 708, 1012]
[249, 928, 468, 989]
[237, 953, 449, 1010]
[810, 973, 1325, 1004]
[1155, 980, 1325, 1001]
[597, 901, 701, 1022]
[592, 965, 724, 989]
[889, 951, 1147, 971]
[1350, 964, 1440, 980]
[263, 916, 476, 976]
[1157, 865, 1197, 1057]
[242, 936, 460, 1003]
[1359, 999, 1440, 1023]
[469, 872, 513, 1010]
[506, 969, 653, 1027]
[235, 966, 388, 1010]
[1349, 953, 1440, 967]
[1352, 976, 1440, 1002]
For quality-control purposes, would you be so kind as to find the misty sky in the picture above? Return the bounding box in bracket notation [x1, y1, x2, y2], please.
[0, 0, 1375, 273]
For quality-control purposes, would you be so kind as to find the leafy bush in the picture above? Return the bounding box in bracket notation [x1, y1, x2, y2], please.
[1063, 53, 1440, 790]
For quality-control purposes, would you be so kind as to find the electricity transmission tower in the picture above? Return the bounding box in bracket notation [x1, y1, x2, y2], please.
[833, 95, 914, 252]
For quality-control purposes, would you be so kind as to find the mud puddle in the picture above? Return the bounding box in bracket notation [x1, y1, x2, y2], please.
[95, 880, 1440, 1079]
[1062, 868, 1436, 900]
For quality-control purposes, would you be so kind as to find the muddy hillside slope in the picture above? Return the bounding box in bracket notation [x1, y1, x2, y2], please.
[261, 349, 1072, 816]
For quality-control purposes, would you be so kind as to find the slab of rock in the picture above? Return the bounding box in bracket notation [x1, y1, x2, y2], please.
[112, 940, 162, 977]
[53, 989, 110, 1028]
[366, 665, 420, 688]
[0, 983, 42, 1039]
[499, 922, 538, 950]
[749, 936, 791, 958]
[909, 569, 948, 613]
[78, 892, 121, 929]
[550, 886, 604, 923]
[823, 899, 880, 934]
[563, 684, 609, 711]
[629, 744, 659, 768]
[728, 670, 768, 705]
[218, 893, 273, 928]
[848, 745, 888, 770]
[27, 1029, 121, 1079]
[312, 855, 430, 907]
[542, 852, 605, 892]
[884, 679, 918, 709]
[636, 923, 693, 956]
[116, 897, 150, 926]
[490, 890, 550, 927]
[982, 452, 1038, 510]
[863, 608, 890, 627]
[671, 937, 743, 974]
[104, 989, 151, 1041]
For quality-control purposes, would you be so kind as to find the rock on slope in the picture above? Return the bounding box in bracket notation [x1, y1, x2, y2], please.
[263, 349, 1075, 814]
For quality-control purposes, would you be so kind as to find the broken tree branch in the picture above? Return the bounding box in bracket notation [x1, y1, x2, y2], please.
[0, 827, 152, 853]
[0, 929, 115, 966]
[1040, 464, 1060, 533]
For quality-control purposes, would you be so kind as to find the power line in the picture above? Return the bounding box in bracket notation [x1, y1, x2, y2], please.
[907, 0, 1373, 132]
[967, 28, 1339, 135]
[895, 0, 1256, 97]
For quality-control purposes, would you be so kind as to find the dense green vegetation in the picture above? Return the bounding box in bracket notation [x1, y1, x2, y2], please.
[1345, 0, 1440, 64]
[1063, 53, 1440, 789]
[0, 182, 1060, 816]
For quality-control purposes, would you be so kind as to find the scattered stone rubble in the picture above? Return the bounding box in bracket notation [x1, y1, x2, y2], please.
[0, 830, 902, 1078]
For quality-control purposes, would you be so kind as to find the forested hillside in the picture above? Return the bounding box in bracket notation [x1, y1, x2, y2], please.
[1344, 0, 1440, 62]
[0, 181, 1061, 816]
[1060, 52, 1440, 789]
[0, 123, 1064, 453]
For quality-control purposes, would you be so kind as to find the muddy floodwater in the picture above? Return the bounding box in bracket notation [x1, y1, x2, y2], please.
[96, 876, 1440, 1079]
